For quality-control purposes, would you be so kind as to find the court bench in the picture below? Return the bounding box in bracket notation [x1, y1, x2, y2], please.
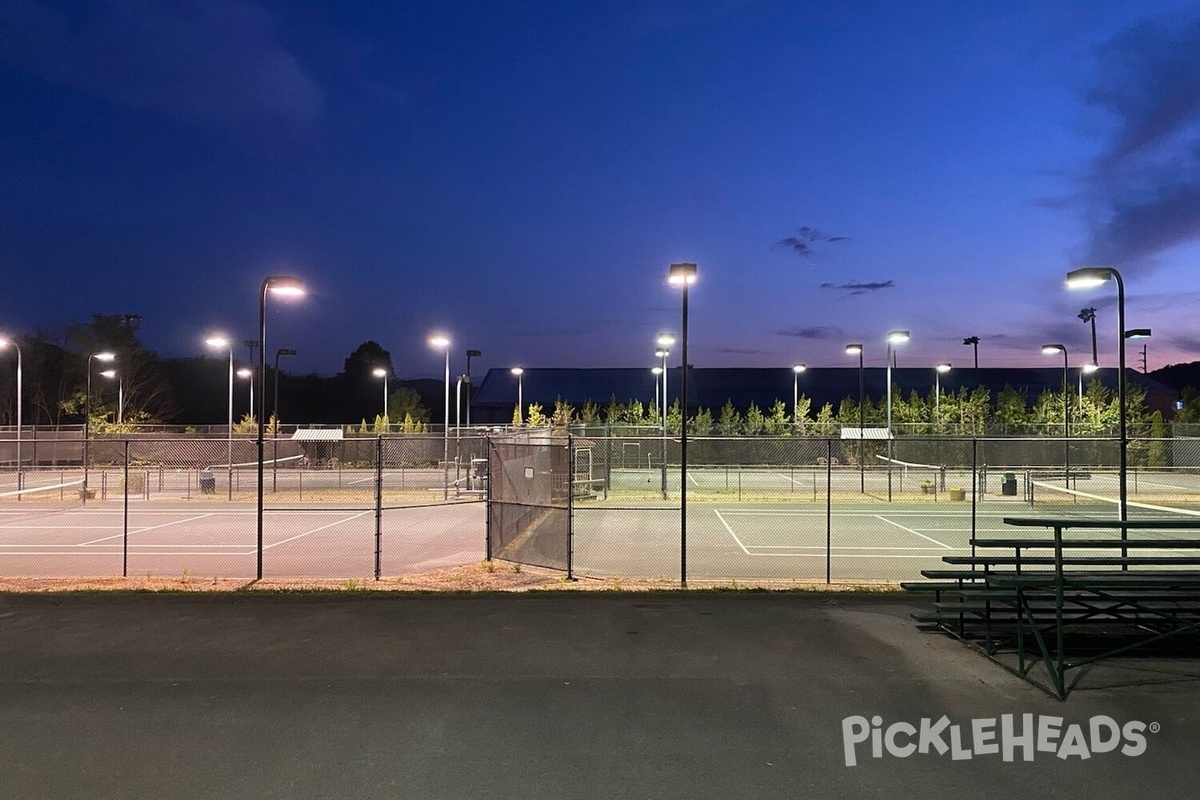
[904, 517, 1200, 698]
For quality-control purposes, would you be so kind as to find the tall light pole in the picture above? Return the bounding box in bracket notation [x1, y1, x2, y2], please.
[885, 330, 909, 502]
[792, 364, 807, 429]
[206, 336, 235, 500]
[465, 349, 481, 428]
[0, 338, 22, 486]
[1067, 267, 1127, 522]
[510, 367, 524, 424]
[845, 343, 865, 493]
[238, 367, 254, 421]
[934, 363, 951, 424]
[273, 348, 297, 434]
[668, 262, 696, 587]
[84, 351, 116, 494]
[962, 336, 979, 370]
[1042, 344, 1070, 489]
[656, 333, 674, 501]
[101, 370, 123, 423]
[373, 368, 389, 427]
[1078, 308, 1098, 366]
[257, 276, 305, 580]
[429, 335, 451, 500]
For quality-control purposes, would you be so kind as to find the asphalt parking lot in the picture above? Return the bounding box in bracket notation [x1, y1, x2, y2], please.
[2, 591, 1198, 799]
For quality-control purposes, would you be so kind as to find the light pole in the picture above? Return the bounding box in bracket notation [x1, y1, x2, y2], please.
[963, 336, 979, 370]
[885, 330, 909, 501]
[465, 349, 481, 428]
[934, 363, 951, 425]
[1042, 344, 1070, 489]
[1066, 267, 1127, 522]
[206, 336, 235, 500]
[792, 364, 806, 429]
[429, 335, 451, 500]
[511, 367, 524, 424]
[656, 333, 674, 501]
[238, 367, 254, 421]
[668, 262, 696, 587]
[273, 348, 297, 433]
[0, 338, 22, 486]
[256, 275, 305, 580]
[101, 370, 123, 423]
[84, 351, 116, 494]
[1080, 362, 1098, 406]
[373, 368, 389, 427]
[845, 343, 865, 493]
[1078, 308, 1098, 365]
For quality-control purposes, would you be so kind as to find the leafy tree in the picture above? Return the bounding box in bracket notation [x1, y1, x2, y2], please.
[65, 314, 174, 424]
[580, 400, 600, 424]
[526, 402, 547, 427]
[765, 399, 789, 435]
[233, 413, 258, 435]
[666, 399, 683, 435]
[717, 400, 741, 435]
[692, 407, 714, 435]
[604, 395, 622, 425]
[388, 386, 429, 423]
[814, 402, 836, 435]
[744, 402, 765, 435]
[551, 398, 574, 428]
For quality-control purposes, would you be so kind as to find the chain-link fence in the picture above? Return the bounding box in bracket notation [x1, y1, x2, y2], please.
[0, 435, 485, 581]
[4, 431, 1200, 583]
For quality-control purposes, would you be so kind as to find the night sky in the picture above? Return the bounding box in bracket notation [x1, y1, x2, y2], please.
[3, 1, 1199, 381]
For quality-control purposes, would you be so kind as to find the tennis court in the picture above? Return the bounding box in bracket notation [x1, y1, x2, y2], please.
[0, 500, 484, 580]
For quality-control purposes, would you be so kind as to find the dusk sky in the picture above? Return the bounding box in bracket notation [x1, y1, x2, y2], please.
[3, 0, 1200, 381]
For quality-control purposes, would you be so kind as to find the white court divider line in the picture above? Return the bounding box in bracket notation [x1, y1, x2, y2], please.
[714, 509, 753, 556]
[77, 514, 218, 546]
[742, 544, 950, 550]
[263, 510, 373, 549]
[874, 515, 953, 549]
[1032, 480, 1200, 518]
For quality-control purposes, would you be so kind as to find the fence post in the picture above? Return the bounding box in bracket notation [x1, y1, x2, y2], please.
[826, 437, 832, 584]
[374, 435, 383, 581]
[485, 437, 493, 561]
[971, 438, 978, 556]
[567, 435, 574, 580]
[123, 441, 129, 578]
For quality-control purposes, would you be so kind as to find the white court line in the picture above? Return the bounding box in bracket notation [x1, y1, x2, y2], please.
[263, 511, 373, 549]
[874, 515, 953, 549]
[77, 514, 217, 546]
[714, 509, 752, 555]
[0, 550, 254, 557]
[743, 544, 949, 551]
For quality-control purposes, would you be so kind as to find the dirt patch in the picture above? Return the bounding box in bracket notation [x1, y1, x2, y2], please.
[0, 562, 900, 594]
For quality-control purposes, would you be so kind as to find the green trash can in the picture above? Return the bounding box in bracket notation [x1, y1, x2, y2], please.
[1001, 472, 1017, 496]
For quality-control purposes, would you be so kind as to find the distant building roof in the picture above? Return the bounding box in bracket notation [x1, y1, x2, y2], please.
[291, 428, 344, 441]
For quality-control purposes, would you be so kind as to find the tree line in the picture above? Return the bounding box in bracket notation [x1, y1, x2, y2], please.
[0, 316, 435, 428]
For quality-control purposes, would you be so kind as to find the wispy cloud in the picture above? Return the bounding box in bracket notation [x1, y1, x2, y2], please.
[0, 0, 322, 126]
[819, 280, 895, 295]
[717, 347, 770, 355]
[1074, 12, 1200, 270]
[775, 226, 849, 258]
[776, 325, 837, 340]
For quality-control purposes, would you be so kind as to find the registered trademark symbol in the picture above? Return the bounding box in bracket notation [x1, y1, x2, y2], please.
[1149, 722, 1161, 734]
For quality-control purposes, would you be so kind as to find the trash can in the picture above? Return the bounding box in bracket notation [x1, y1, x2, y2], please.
[199, 470, 216, 494]
[1001, 471, 1017, 496]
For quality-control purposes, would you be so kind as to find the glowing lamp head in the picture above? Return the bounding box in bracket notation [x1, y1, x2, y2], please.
[94, 351, 116, 363]
[1082, 363, 1099, 374]
[1042, 344, 1065, 356]
[237, 368, 253, 379]
[428, 335, 450, 349]
[373, 368, 387, 378]
[266, 276, 305, 297]
[668, 262, 697, 285]
[793, 364, 806, 374]
[845, 343, 863, 356]
[510, 367, 523, 376]
[651, 366, 663, 376]
[99, 369, 117, 379]
[656, 332, 676, 347]
[936, 363, 951, 373]
[887, 330, 910, 345]
[205, 336, 230, 349]
[1065, 267, 1114, 289]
